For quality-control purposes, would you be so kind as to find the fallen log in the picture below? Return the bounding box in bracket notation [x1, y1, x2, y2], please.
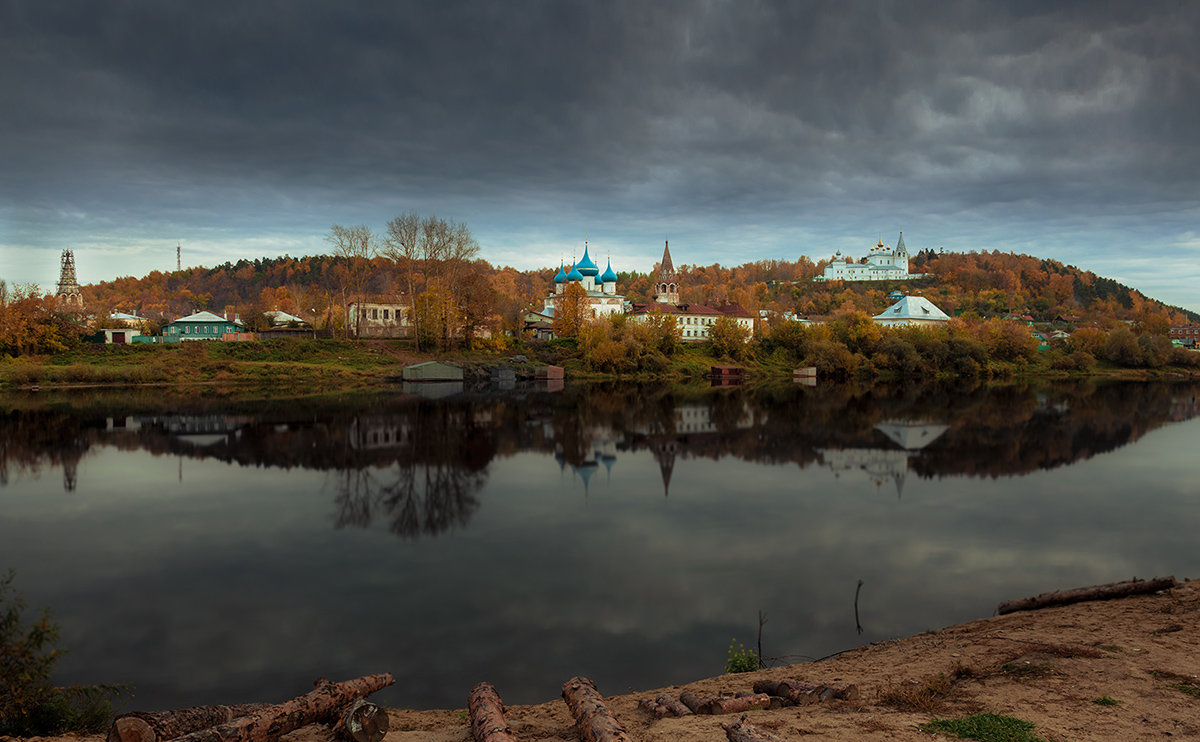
[655, 693, 692, 717]
[637, 698, 669, 719]
[721, 714, 786, 742]
[467, 682, 516, 742]
[707, 693, 770, 715]
[997, 576, 1176, 615]
[560, 676, 631, 742]
[331, 699, 388, 742]
[166, 674, 394, 742]
[751, 679, 822, 706]
[679, 690, 715, 715]
[108, 705, 270, 742]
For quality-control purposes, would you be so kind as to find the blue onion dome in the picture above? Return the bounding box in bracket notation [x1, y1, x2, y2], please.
[575, 244, 600, 276]
[566, 263, 584, 282]
[553, 262, 566, 283]
[600, 259, 618, 284]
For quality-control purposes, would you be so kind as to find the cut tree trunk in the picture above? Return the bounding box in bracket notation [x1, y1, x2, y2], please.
[751, 680, 822, 706]
[721, 715, 786, 742]
[330, 699, 387, 742]
[467, 682, 516, 742]
[637, 699, 669, 719]
[707, 694, 770, 715]
[997, 576, 1176, 615]
[560, 676, 631, 742]
[109, 705, 270, 742]
[679, 691, 715, 715]
[165, 674, 394, 742]
[655, 693, 692, 717]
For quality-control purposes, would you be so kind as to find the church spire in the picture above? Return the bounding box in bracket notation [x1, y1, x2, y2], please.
[654, 240, 679, 304]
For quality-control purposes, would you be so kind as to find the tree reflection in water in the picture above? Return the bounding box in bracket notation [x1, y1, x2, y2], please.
[334, 404, 491, 538]
[1, 380, 1198, 536]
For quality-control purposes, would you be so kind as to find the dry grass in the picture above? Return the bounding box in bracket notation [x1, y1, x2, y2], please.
[877, 673, 957, 713]
[1151, 670, 1200, 700]
[1009, 642, 1103, 659]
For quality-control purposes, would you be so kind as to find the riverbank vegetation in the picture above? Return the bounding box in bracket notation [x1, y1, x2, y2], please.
[1, 312, 1196, 393]
[0, 572, 124, 736]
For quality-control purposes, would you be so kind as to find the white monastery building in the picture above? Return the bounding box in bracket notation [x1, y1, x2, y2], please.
[816, 232, 924, 282]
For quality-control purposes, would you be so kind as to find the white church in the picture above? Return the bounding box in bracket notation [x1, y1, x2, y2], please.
[816, 232, 925, 282]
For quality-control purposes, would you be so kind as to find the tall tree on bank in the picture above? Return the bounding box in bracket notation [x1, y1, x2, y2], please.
[326, 224, 377, 338]
[382, 213, 426, 349]
[553, 281, 588, 339]
[382, 213, 480, 350]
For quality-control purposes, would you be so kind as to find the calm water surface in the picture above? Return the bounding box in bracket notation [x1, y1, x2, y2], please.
[2, 379, 1198, 711]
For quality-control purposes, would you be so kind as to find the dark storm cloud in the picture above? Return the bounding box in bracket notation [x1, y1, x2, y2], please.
[2, 1, 1199, 305]
[6, 1, 1196, 202]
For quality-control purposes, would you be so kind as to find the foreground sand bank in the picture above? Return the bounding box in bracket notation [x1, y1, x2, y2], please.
[12, 579, 1197, 742]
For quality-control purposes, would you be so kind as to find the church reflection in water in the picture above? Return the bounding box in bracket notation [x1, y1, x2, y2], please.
[2, 380, 1198, 537]
[818, 420, 949, 498]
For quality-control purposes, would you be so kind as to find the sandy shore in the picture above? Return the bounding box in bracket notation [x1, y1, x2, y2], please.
[12, 579, 1198, 742]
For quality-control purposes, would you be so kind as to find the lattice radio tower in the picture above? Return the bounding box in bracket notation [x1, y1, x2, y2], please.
[56, 249, 84, 310]
[177, 242, 181, 271]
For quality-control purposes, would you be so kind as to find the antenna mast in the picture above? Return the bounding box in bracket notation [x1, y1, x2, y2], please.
[177, 242, 181, 271]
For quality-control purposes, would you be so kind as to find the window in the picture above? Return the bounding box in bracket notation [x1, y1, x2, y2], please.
[383, 309, 389, 320]
[371, 308, 378, 319]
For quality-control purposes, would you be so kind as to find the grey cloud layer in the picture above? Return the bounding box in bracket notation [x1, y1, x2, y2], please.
[2, 1, 1198, 301]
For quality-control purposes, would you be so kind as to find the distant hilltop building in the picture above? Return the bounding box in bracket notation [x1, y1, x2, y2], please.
[815, 232, 924, 282]
[56, 248, 84, 310]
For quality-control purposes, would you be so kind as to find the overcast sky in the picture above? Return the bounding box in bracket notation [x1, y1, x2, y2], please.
[2, 1, 1198, 311]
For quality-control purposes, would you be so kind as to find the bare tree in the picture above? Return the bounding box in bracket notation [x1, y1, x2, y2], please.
[382, 213, 423, 348]
[381, 214, 480, 349]
[326, 224, 377, 338]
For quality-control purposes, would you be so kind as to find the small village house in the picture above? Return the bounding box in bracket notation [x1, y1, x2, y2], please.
[164, 311, 247, 341]
[347, 300, 411, 338]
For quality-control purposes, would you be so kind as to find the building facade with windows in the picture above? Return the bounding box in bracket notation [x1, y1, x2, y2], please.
[347, 301, 411, 338]
[164, 311, 245, 341]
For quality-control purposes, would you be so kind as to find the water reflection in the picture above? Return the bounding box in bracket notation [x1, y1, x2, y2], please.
[4, 380, 1200, 509]
[2, 379, 1199, 712]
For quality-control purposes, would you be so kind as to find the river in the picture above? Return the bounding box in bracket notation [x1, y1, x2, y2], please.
[1, 378, 1197, 711]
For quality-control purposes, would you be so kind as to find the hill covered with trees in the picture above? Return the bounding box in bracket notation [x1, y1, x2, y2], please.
[3, 227, 1197, 373]
[71, 246, 1198, 332]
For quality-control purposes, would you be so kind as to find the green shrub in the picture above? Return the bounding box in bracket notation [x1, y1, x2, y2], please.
[725, 639, 759, 673]
[0, 571, 127, 736]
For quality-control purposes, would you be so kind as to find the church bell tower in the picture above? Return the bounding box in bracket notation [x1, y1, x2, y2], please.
[56, 249, 84, 311]
[653, 240, 679, 304]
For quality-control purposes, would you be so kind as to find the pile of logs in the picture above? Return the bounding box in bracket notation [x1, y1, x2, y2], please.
[107, 675, 393, 742]
[110, 671, 862, 742]
[637, 678, 859, 719]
